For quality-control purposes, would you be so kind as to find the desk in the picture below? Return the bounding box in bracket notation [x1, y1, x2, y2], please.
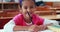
[0, 17, 12, 29]
[0, 17, 13, 19]
[14, 30, 53, 32]
[49, 7, 60, 14]
[13, 25, 60, 32]
[49, 7, 60, 10]
[40, 14, 60, 20]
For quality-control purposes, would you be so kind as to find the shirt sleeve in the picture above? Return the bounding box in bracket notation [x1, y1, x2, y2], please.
[4, 20, 15, 32]
[43, 19, 59, 25]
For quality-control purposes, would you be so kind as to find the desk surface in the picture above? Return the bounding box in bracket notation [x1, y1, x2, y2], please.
[0, 17, 13, 19]
[49, 7, 60, 10]
[40, 14, 60, 20]
[14, 30, 54, 32]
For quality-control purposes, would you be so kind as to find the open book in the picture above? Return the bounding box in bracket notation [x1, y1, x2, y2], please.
[48, 25, 60, 32]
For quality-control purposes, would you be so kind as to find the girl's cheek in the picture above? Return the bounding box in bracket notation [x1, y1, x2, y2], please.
[33, 8, 36, 10]
[32, 8, 36, 12]
[23, 10, 27, 14]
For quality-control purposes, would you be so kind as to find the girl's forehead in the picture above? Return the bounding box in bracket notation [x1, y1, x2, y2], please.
[22, 0, 35, 3]
[22, 0, 35, 6]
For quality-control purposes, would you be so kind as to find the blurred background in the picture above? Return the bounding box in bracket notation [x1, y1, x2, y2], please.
[0, 0, 60, 29]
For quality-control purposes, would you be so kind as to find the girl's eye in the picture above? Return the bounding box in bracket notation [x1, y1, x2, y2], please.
[30, 6, 35, 9]
[30, 6, 34, 9]
[24, 6, 35, 9]
[24, 7, 27, 9]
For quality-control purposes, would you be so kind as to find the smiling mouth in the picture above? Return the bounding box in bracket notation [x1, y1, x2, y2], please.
[27, 11, 32, 17]
[27, 11, 32, 14]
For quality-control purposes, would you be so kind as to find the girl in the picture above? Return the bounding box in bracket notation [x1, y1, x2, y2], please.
[4, 0, 59, 32]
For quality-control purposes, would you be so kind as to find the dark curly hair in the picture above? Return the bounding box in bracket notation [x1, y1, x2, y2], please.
[19, 0, 36, 7]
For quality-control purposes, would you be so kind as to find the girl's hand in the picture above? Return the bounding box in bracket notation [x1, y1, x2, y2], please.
[32, 25, 47, 32]
[38, 25, 47, 31]
[36, 23, 53, 31]
[28, 25, 47, 32]
[28, 25, 39, 32]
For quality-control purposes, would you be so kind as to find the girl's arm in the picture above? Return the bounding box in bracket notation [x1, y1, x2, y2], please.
[13, 26, 30, 31]
[33, 19, 59, 31]
[37, 19, 59, 31]
[4, 20, 34, 32]
[43, 19, 59, 25]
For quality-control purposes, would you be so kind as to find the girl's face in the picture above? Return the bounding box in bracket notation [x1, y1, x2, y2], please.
[21, 0, 36, 15]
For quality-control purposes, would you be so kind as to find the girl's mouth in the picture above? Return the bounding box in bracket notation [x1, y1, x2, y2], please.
[27, 11, 32, 17]
[27, 12, 32, 14]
